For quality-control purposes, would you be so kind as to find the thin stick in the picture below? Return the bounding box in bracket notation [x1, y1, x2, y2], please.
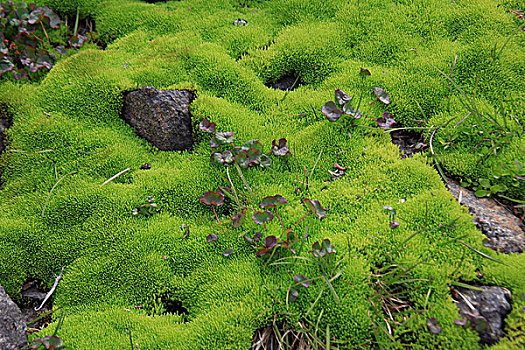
[35, 266, 64, 311]
[454, 112, 471, 128]
[226, 166, 241, 206]
[41, 171, 77, 217]
[310, 150, 323, 179]
[128, 327, 134, 350]
[101, 168, 130, 186]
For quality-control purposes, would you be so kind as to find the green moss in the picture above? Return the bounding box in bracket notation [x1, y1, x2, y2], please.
[0, 0, 523, 348]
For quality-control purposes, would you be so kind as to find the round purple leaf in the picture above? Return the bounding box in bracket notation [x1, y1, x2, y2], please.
[252, 210, 274, 225]
[260, 194, 288, 209]
[321, 101, 343, 122]
[199, 118, 216, 133]
[206, 234, 217, 243]
[264, 235, 278, 249]
[427, 317, 442, 335]
[335, 89, 352, 106]
[373, 87, 390, 104]
[223, 248, 234, 257]
[200, 191, 225, 207]
[302, 198, 328, 220]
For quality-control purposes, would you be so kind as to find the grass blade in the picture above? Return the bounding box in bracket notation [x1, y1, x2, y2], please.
[458, 240, 506, 265]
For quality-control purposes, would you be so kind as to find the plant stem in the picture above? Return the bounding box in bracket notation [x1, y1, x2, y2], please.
[41, 171, 77, 217]
[212, 207, 220, 225]
[74, 7, 80, 36]
[226, 166, 240, 206]
[275, 208, 284, 228]
[293, 211, 312, 227]
[235, 163, 256, 204]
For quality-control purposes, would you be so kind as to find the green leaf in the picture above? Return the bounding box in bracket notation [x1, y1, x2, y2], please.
[474, 189, 490, 197]
[479, 178, 491, 188]
[490, 184, 506, 193]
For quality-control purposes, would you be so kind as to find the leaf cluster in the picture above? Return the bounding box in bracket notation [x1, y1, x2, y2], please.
[199, 118, 291, 169]
[0, 1, 87, 80]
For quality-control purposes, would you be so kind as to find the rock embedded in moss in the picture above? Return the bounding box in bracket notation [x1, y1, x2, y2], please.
[121, 86, 195, 151]
[447, 180, 525, 254]
[0, 284, 27, 350]
[453, 285, 512, 345]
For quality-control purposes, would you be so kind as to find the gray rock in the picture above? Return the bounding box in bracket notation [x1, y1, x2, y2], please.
[0, 284, 28, 350]
[447, 179, 525, 253]
[453, 286, 512, 345]
[121, 86, 195, 151]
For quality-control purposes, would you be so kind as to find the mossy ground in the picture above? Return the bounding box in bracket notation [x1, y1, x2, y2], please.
[0, 0, 524, 349]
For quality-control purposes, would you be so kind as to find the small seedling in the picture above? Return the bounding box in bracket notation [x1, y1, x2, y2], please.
[28, 335, 64, 349]
[369, 87, 391, 105]
[260, 194, 288, 227]
[372, 112, 397, 129]
[427, 317, 442, 335]
[132, 196, 159, 217]
[382, 205, 399, 229]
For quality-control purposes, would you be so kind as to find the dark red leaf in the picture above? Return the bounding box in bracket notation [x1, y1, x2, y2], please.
[360, 67, 371, 76]
[389, 220, 400, 229]
[427, 317, 442, 335]
[375, 112, 397, 129]
[335, 89, 352, 106]
[373, 87, 390, 104]
[293, 274, 311, 288]
[271, 138, 291, 157]
[260, 194, 288, 209]
[252, 210, 274, 225]
[210, 131, 234, 148]
[264, 235, 278, 249]
[321, 101, 342, 122]
[199, 118, 216, 133]
[206, 234, 217, 243]
[232, 208, 246, 228]
[256, 247, 270, 257]
[69, 34, 87, 48]
[302, 198, 328, 219]
[200, 191, 225, 206]
[211, 150, 234, 165]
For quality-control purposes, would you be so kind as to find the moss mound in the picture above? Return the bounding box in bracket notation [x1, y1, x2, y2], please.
[1, 0, 524, 349]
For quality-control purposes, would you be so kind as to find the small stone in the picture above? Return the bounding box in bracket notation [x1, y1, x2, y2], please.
[140, 163, 151, 170]
[453, 285, 512, 345]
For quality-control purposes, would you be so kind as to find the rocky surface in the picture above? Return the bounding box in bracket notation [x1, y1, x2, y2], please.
[121, 87, 195, 151]
[447, 179, 525, 253]
[453, 286, 512, 345]
[0, 285, 28, 350]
